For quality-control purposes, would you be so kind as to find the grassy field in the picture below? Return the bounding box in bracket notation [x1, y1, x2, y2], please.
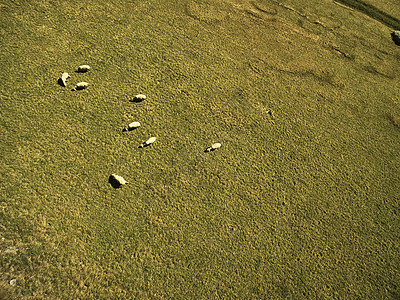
[1, 0, 400, 298]
[334, 0, 400, 29]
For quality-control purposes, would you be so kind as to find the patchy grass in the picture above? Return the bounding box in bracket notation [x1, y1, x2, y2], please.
[1, 0, 400, 298]
[334, 0, 400, 30]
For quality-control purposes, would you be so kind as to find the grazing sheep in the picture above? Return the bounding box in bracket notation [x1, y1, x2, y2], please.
[123, 121, 141, 132]
[391, 31, 400, 46]
[77, 65, 91, 73]
[205, 142, 222, 152]
[109, 173, 128, 188]
[139, 137, 156, 148]
[59, 72, 70, 87]
[71, 82, 89, 91]
[131, 94, 147, 102]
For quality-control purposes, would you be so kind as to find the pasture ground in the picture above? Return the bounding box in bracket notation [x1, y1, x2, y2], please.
[1, 0, 400, 298]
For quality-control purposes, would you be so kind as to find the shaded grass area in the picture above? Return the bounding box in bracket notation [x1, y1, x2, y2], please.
[334, 0, 400, 30]
[1, 0, 400, 298]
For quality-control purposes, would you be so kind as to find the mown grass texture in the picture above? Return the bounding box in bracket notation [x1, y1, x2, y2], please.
[1, 0, 400, 298]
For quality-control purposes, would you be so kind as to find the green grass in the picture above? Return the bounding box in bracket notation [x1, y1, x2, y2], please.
[334, 0, 400, 30]
[1, 0, 400, 298]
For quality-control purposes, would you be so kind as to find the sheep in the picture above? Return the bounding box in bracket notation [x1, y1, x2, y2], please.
[122, 121, 141, 132]
[71, 82, 89, 91]
[59, 72, 70, 87]
[205, 142, 222, 152]
[131, 94, 147, 102]
[109, 173, 128, 188]
[77, 65, 91, 73]
[139, 137, 156, 148]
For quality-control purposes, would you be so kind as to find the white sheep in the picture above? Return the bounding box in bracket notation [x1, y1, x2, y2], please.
[139, 137, 156, 148]
[60, 72, 70, 87]
[132, 94, 146, 102]
[205, 142, 222, 152]
[109, 173, 128, 188]
[71, 82, 89, 91]
[123, 121, 141, 132]
[77, 65, 91, 73]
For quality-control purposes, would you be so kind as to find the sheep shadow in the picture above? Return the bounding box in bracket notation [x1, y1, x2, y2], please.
[108, 175, 122, 189]
[57, 78, 66, 87]
[138, 143, 150, 149]
[122, 127, 139, 133]
[129, 98, 145, 103]
[74, 69, 89, 73]
[71, 85, 87, 91]
[391, 32, 400, 46]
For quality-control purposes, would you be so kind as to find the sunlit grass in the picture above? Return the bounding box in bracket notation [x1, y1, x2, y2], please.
[1, 0, 399, 298]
